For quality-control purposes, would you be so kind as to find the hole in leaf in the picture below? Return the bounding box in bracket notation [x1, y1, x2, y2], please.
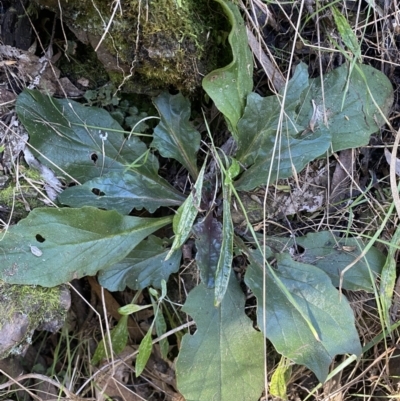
[35, 234, 46, 243]
[90, 153, 98, 164]
[92, 188, 105, 196]
[294, 244, 305, 255]
[168, 86, 179, 95]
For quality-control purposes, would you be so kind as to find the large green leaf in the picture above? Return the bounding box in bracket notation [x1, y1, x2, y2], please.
[16, 90, 163, 185]
[297, 63, 393, 152]
[152, 92, 200, 179]
[98, 236, 182, 291]
[0, 207, 172, 287]
[245, 251, 362, 383]
[295, 231, 384, 291]
[236, 62, 309, 167]
[58, 171, 185, 214]
[235, 64, 331, 190]
[202, 0, 253, 136]
[250, 231, 384, 291]
[235, 63, 393, 191]
[176, 276, 264, 401]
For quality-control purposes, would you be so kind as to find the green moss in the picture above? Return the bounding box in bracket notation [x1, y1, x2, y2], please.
[35, 0, 221, 93]
[0, 185, 15, 206]
[0, 170, 47, 220]
[0, 282, 69, 358]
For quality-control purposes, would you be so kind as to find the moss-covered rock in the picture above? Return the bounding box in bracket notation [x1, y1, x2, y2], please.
[34, 0, 220, 93]
[0, 282, 70, 359]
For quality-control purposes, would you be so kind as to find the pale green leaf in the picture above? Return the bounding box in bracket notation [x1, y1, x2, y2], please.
[91, 315, 129, 365]
[214, 179, 234, 306]
[168, 161, 206, 257]
[379, 225, 400, 333]
[202, 0, 253, 135]
[154, 307, 169, 359]
[152, 92, 200, 179]
[245, 251, 361, 383]
[136, 330, 153, 377]
[0, 207, 172, 287]
[332, 6, 361, 60]
[176, 276, 264, 401]
[270, 356, 292, 400]
[118, 304, 152, 315]
[98, 236, 182, 291]
[160, 279, 167, 299]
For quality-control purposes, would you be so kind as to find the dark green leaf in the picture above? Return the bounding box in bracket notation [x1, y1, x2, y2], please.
[98, 236, 182, 292]
[202, 0, 253, 135]
[295, 231, 384, 291]
[193, 215, 222, 288]
[249, 231, 384, 291]
[236, 63, 309, 167]
[152, 92, 200, 179]
[0, 207, 172, 287]
[235, 63, 393, 191]
[245, 251, 361, 383]
[16, 89, 161, 184]
[296, 63, 393, 152]
[176, 276, 264, 401]
[58, 171, 184, 214]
